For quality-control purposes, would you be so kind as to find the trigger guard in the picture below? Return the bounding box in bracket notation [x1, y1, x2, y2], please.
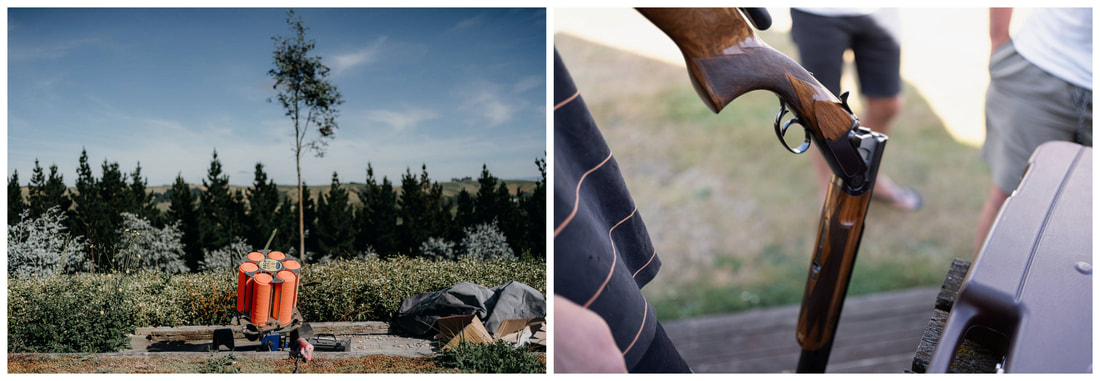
[781, 119, 812, 154]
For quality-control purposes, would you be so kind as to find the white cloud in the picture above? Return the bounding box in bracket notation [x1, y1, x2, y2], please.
[452, 14, 486, 30]
[363, 107, 440, 131]
[479, 97, 512, 127]
[460, 84, 515, 128]
[9, 37, 123, 61]
[513, 75, 544, 94]
[329, 37, 387, 76]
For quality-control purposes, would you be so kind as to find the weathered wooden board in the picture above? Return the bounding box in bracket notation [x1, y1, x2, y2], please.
[664, 287, 938, 373]
[911, 259, 1001, 373]
[136, 321, 392, 343]
[934, 258, 970, 312]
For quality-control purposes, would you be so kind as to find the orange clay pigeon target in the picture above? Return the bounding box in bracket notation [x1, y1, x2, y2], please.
[236, 250, 301, 329]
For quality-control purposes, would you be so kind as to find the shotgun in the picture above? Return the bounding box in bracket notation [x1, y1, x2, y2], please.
[638, 8, 887, 373]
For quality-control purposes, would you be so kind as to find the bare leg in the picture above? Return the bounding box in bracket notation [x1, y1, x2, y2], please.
[974, 184, 1011, 258]
[862, 96, 904, 198]
[812, 95, 914, 209]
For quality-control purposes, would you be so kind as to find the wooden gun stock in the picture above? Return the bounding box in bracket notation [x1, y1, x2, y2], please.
[638, 8, 855, 143]
[639, 8, 888, 373]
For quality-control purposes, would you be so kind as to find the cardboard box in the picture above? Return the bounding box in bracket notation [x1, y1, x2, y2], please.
[435, 315, 493, 350]
[494, 318, 535, 339]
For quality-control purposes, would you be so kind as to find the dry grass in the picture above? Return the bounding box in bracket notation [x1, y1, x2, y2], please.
[556, 31, 988, 320]
[7, 353, 453, 373]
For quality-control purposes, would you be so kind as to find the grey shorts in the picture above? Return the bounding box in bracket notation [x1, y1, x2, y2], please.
[982, 41, 1093, 193]
[789, 8, 901, 98]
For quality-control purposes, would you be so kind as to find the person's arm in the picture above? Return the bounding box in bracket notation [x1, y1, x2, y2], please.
[553, 295, 627, 373]
[990, 8, 1014, 54]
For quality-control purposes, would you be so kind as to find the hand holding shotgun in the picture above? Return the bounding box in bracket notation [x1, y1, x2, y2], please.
[638, 8, 888, 373]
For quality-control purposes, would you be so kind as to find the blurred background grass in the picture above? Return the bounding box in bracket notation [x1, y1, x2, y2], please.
[555, 18, 989, 321]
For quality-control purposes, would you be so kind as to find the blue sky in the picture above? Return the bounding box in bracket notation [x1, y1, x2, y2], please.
[7, 8, 547, 187]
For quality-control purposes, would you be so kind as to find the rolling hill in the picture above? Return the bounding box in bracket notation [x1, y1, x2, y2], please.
[145, 179, 537, 211]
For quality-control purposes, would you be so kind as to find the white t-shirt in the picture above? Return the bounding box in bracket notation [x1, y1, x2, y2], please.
[1013, 8, 1093, 90]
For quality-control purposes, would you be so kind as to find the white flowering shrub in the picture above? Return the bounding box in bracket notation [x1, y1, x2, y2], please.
[7, 207, 90, 277]
[460, 220, 514, 262]
[356, 245, 378, 261]
[419, 236, 457, 261]
[117, 213, 189, 274]
[200, 236, 251, 272]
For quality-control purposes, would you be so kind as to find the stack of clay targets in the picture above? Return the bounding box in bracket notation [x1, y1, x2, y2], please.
[236, 251, 302, 328]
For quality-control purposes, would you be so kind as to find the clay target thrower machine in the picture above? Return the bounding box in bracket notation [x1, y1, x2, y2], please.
[236, 250, 303, 341]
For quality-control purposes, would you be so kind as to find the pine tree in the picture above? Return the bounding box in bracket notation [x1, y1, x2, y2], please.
[45, 164, 72, 215]
[8, 170, 27, 225]
[26, 160, 46, 218]
[273, 196, 297, 253]
[397, 167, 427, 256]
[317, 172, 355, 259]
[421, 164, 451, 241]
[472, 164, 527, 256]
[230, 189, 249, 243]
[395, 164, 453, 258]
[168, 175, 202, 272]
[97, 159, 128, 270]
[128, 163, 160, 226]
[508, 157, 547, 259]
[494, 180, 522, 257]
[246, 163, 281, 249]
[27, 160, 72, 219]
[198, 150, 234, 252]
[355, 164, 398, 257]
[452, 188, 475, 242]
[379, 177, 399, 256]
[70, 149, 103, 271]
[474, 164, 506, 226]
[522, 156, 547, 258]
[354, 165, 376, 254]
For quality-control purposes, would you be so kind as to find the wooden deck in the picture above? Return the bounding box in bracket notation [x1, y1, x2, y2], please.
[663, 287, 938, 373]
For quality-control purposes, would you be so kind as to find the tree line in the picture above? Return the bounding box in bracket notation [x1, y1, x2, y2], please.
[8, 149, 546, 273]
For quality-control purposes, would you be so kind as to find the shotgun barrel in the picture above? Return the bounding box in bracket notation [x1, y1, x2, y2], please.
[638, 8, 888, 372]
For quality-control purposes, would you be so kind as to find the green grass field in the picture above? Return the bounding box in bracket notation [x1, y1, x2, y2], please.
[556, 31, 989, 321]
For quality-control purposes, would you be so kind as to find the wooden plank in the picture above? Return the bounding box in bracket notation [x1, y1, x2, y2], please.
[681, 309, 930, 372]
[664, 288, 936, 342]
[309, 321, 393, 335]
[829, 352, 917, 373]
[829, 327, 926, 368]
[664, 287, 938, 373]
[666, 287, 934, 353]
[670, 307, 927, 361]
[139, 321, 392, 343]
[935, 259, 970, 312]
